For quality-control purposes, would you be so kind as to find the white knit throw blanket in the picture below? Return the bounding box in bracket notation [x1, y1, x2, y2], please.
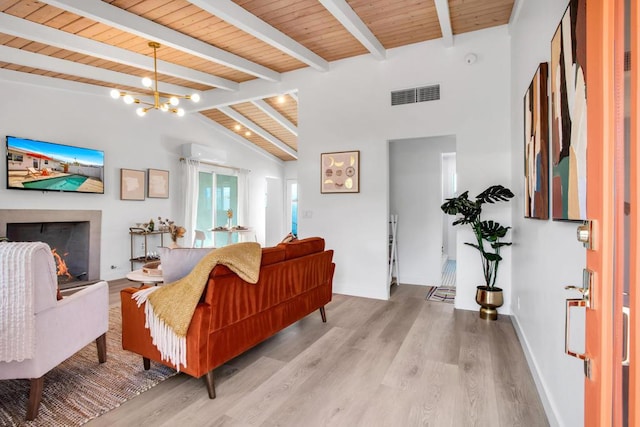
[0, 242, 54, 362]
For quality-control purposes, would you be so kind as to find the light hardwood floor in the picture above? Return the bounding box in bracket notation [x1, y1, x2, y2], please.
[88, 282, 548, 427]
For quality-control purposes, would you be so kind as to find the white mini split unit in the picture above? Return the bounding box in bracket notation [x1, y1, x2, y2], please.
[181, 143, 227, 164]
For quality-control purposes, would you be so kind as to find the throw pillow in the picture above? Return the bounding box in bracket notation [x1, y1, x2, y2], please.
[159, 247, 213, 283]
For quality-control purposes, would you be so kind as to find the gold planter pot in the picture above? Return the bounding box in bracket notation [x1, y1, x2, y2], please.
[475, 286, 504, 320]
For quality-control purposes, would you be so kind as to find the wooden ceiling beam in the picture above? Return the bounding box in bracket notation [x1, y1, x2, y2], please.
[186, 0, 329, 72]
[251, 99, 298, 137]
[318, 0, 386, 60]
[187, 77, 299, 113]
[0, 66, 108, 97]
[0, 44, 196, 95]
[434, 0, 454, 47]
[40, 0, 280, 82]
[0, 13, 238, 90]
[217, 106, 298, 159]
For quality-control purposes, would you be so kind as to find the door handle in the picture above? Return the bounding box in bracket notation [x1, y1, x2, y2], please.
[564, 297, 588, 360]
[622, 307, 630, 366]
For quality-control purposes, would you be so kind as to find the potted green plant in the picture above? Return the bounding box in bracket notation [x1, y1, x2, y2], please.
[440, 185, 514, 320]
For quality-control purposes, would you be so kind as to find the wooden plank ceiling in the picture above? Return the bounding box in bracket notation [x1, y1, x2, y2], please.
[0, 0, 514, 161]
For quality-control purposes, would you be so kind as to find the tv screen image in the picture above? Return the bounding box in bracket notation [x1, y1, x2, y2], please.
[6, 136, 104, 194]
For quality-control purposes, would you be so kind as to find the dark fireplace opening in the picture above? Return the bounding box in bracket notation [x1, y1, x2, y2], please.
[7, 221, 90, 289]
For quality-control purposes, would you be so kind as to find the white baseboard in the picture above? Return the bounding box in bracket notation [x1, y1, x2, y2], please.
[510, 315, 561, 427]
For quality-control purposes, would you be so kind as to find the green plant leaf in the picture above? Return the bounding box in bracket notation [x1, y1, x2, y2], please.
[491, 242, 513, 249]
[464, 242, 481, 250]
[480, 221, 511, 240]
[475, 185, 515, 205]
[483, 253, 503, 261]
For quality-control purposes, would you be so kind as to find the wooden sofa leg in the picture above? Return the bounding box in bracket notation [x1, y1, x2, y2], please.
[143, 357, 151, 370]
[26, 377, 44, 421]
[204, 371, 216, 399]
[96, 333, 107, 363]
[319, 306, 327, 323]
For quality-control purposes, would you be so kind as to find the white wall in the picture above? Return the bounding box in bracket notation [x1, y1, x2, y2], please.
[389, 135, 455, 286]
[0, 80, 285, 281]
[509, 1, 586, 426]
[292, 26, 512, 304]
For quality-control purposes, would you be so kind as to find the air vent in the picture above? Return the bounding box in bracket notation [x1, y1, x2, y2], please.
[391, 84, 440, 106]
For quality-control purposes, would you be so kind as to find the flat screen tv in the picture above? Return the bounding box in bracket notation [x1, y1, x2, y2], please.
[6, 135, 105, 194]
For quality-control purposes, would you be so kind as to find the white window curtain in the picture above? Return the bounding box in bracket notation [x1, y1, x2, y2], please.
[237, 169, 250, 227]
[181, 158, 200, 246]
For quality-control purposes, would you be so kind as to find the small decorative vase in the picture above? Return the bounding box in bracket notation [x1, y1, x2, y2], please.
[475, 286, 504, 321]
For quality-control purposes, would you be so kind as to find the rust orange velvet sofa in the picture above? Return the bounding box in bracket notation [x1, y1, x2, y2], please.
[120, 237, 335, 397]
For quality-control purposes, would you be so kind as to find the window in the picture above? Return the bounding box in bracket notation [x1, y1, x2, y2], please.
[195, 171, 238, 247]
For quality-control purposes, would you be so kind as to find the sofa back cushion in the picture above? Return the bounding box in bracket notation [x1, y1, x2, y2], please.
[277, 237, 325, 260]
[210, 246, 285, 277]
[159, 247, 214, 284]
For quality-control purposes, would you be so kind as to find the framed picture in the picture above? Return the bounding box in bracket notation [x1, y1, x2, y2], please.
[148, 169, 169, 198]
[321, 150, 360, 194]
[120, 168, 145, 201]
[524, 62, 549, 219]
[551, 0, 587, 220]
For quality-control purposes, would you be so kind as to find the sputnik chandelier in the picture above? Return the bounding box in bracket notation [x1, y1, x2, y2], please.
[110, 42, 200, 117]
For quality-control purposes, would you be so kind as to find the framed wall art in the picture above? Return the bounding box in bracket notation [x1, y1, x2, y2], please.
[524, 62, 549, 219]
[120, 168, 145, 201]
[147, 168, 169, 198]
[321, 150, 360, 194]
[551, 0, 587, 220]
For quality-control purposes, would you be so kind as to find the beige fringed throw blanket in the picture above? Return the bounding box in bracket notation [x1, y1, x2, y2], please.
[132, 242, 262, 371]
[0, 242, 55, 362]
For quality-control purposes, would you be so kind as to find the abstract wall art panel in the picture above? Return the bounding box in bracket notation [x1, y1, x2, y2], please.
[551, 0, 588, 220]
[321, 151, 360, 194]
[524, 62, 549, 219]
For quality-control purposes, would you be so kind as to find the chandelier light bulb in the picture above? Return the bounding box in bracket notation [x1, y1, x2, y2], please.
[170, 96, 179, 106]
[160, 103, 169, 112]
[177, 108, 185, 117]
[136, 107, 147, 117]
[123, 94, 135, 105]
[190, 93, 201, 103]
[110, 89, 120, 99]
[141, 77, 152, 88]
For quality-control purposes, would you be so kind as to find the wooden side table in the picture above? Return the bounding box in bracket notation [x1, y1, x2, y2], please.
[126, 269, 164, 286]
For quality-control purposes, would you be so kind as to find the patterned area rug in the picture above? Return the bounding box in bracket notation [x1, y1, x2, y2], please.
[426, 286, 456, 303]
[0, 305, 176, 426]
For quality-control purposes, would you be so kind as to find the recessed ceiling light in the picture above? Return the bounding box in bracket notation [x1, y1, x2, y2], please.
[245, 131, 252, 137]
[277, 95, 286, 104]
[234, 124, 241, 131]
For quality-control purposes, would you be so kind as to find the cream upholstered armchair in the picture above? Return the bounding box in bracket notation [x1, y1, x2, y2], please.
[0, 242, 109, 420]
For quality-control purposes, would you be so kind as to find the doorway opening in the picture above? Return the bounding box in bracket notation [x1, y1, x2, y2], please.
[388, 135, 456, 303]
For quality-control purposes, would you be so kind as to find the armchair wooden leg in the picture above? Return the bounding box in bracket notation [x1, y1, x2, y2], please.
[319, 306, 327, 323]
[204, 370, 216, 399]
[96, 333, 107, 363]
[143, 357, 150, 370]
[26, 376, 44, 421]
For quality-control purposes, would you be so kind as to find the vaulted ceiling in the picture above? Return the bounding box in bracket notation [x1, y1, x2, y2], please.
[0, 0, 515, 161]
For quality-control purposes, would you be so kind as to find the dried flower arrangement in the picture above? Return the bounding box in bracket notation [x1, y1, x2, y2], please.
[157, 217, 186, 242]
